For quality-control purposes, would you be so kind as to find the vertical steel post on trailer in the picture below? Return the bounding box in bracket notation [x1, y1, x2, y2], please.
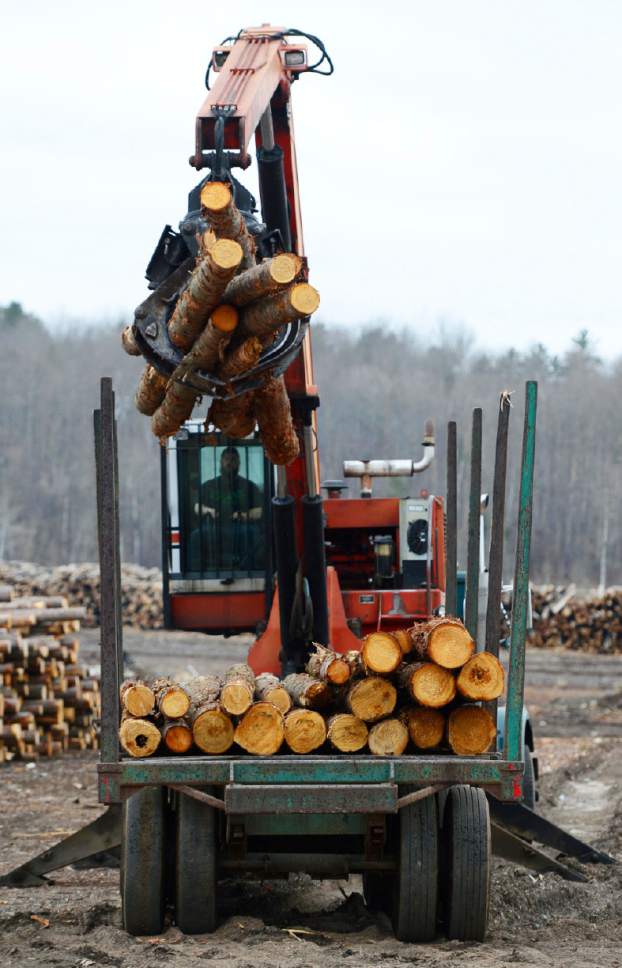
[445, 421, 458, 617]
[504, 381, 537, 762]
[465, 408, 482, 639]
[484, 393, 511, 734]
[94, 378, 122, 764]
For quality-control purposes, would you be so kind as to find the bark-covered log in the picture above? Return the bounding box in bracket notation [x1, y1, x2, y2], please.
[119, 679, 155, 717]
[183, 675, 222, 709]
[410, 617, 475, 669]
[192, 702, 234, 754]
[392, 629, 414, 656]
[220, 663, 255, 716]
[253, 375, 299, 465]
[447, 705, 496, 755]
[168, 238, 244, 351]
[306, 644, 351, 685]
[121, 325, 141, 356]
[135, 366, 168, 417]
[283, 708, 326, 753]
[151, 381, 198, 441]
[326, 713, 368, 752]
[456, 651, 504, 701]
[239, 283, 320, 339]
[208, 392, 255, 439]
[200, 181, 257, 268]
[254, 673, 293, 714]
[361, 631, 403, 675]
[175, 304, 239, 377]
[217, 336, 263, 381]
[234, 701, 284, 755]
[160, 716, 193, 753]
[282, 672, 330, 709]
[152, 678, 191, 719]
[347, 676, 397, 722]
[119, 715, 161, 757]
[398, 662, 456, 708]
[223, 253, 303, 306]
[368, 718, 409, 756]
[401, 707, 445, 750]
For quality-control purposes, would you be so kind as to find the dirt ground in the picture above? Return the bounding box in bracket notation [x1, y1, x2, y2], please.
[1, 633, 621, 968]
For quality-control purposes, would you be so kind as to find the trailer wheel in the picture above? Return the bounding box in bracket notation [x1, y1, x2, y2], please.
[522, 748, 537, 811]
[121, 787, 166, 936]
[175, 789, 217, 934]
[362, 873, 392, 913]
[441, 785, 491, 941]
[392, 789, 439, 941]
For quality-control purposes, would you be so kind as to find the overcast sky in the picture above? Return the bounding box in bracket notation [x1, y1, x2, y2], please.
[2, 1, 622, 357]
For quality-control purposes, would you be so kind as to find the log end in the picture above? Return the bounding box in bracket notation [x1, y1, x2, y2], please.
[211, 237, 244, 271]
[368, 718, 409, 756]
[402, 707, 445, 749]
[211, 304, 239, 333]
[456, 652, 505, 700]
[159, 688, 191, 719]
[361, 632, 402, 675]
[448, 705, 496, 755]
[427, 621, 475, 669]
[284, 709, 327, 753]
[162, 722, 193, 754]
[221, 682, 254, 716]
[410, 663, 456, 708]
[348, 677, 397, 723]
[234, 702, 284, 756]
[200, 180, 232, 213]
[192, 706, 235, 754]
[327, 713, 368, 752]
[119, 718, 160, 757]
[271, 252, 303, 285]
[121, 682, 155, 718]
[290, 282, 320, 316]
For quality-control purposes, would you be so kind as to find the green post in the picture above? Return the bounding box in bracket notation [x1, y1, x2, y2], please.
[504, 381, 537, 762]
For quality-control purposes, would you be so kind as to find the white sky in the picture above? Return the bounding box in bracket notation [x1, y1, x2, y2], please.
[2, 0, 622, 357]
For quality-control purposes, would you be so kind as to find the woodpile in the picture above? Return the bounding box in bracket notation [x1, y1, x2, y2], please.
[125, 182, 320, 465]
[522, 585, 622, 655]
[119, 619, 504, 759]
[0, 562, 163, 630]
[0, 588, 99, 764]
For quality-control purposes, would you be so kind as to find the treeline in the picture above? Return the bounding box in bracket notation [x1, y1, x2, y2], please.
[0, 301, 619, 585]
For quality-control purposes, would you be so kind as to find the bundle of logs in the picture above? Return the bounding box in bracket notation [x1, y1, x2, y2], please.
[0, 563, 163, 630]
[118, 617, 504, 758]
[0, 586, 99, 763]
[124, 181, 320, 464]
[527, 585, 622, 655]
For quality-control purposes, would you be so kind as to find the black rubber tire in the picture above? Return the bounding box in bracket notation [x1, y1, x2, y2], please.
[392, 790, 439, 942]
[121, 787, 166, 936]
[441, 785, 491, 941]
[362, 872, 392, 913]
[175, 789, 217, 934]
[522, 748, 537, 811]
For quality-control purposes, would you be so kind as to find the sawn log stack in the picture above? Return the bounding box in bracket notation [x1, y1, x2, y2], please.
[118, 618, 504, 759]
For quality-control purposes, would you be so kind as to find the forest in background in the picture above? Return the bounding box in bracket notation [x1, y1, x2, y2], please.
[0, 300, 619, 586]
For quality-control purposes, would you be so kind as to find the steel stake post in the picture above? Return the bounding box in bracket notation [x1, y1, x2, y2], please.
[465, 408, 482, 638]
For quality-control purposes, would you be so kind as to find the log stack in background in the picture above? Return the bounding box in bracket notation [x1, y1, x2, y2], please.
[0, 587, 99, 764]
[124, 181, 321, 465]
[519, 585, 622, 655]
[118, 618, 505, 759]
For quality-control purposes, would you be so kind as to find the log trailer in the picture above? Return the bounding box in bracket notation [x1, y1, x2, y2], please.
[1, 24, 614, 941]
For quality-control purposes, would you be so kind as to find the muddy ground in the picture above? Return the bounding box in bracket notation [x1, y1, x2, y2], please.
[1, 633, 621, 967]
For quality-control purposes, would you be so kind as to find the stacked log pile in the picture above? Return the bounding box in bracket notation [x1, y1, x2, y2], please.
[119, 620, 504, 758]
[0, 587, 99, 763]
[0, 563, 162, 629]
[527, 585, 622, 655]
[125, 181, 321, 464]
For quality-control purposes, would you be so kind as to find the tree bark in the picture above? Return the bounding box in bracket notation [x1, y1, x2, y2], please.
[282, 672, 330, 709]
[119, 679, 155, 717]
[223, 253, 303, 306]
[253, 375, 299, 465]
[398, 662, 456, 708]
[217, 336, 263, 381]
[456, 651, 504, 701]
[220, 663, 255, 716]
[208, 392, 255, 439]
[447, 705, 496, 755]
[200, 181, 257, 269]
[234, 701, 284, 755]
[254, 673, 293, 714]
[306, 644, 352, 685]
[135, 365, 168, 416]
[410, 617, 475, 669]
[346, 676, 397, 722]
[121, 325, 141, 356]
[400, 707, 445, 750]
[283, 708, 326, 753]
[168, 238, 243, 351]
[174, 304, 239, 378]
[182, 675, 222, 709]
[151, 381, 198, 441]
[326, 713, 368, 752]
[239, 283, 320, 339]
[368, 718, 409, 756]
[361, 631, 403, 675]
[119, 715, 160, 757]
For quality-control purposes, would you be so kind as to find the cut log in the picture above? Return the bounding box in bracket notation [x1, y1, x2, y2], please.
[456, 651, 505, 701]
[200, 181, 256, 268]
[220, 664, 255, 716]
[392, 628, 414, 656]
[282, 672, 330, 709]
[183, 675, 222, 709]
[253, 375, 299, 465]
[175, 304, 239, 377]
[361, 631, 403, 675]
[223, 253, 303, 306]
[192, 701, 234, 754]
[168, 238, 244, 350]
[410, 617, 475, 669]
[217, 335, 263, 381]
[208, 392, 255, 439]
[283, 708, 327, 753]
[135, 365, 168, 416]
[347, 676, 397, 723]
[151, 381, 198, 440]
[160, 716, 193, 753]
[239, 283, 320, 339]
[447, 705, 496, 755]
[398, 662, 456, 708]
[234, 701, 284, 755]
[306, 644, 351, 685]
[152, 678, 190, 719]
[401, 707, 445, 750]
[120, 679, 155, 717]
[344, 650, 365, 678]
[121, 324, 141, 356]
[326, 713, 368, 752]
[254, 673, 293, 714]
[368, 718, 409, 756]
[119, 716, 160, 757]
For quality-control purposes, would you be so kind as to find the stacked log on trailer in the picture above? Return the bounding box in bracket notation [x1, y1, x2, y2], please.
[0, 587, 99, 764]
[124, 181, 320, 465]
[118, 619, 504, 759]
